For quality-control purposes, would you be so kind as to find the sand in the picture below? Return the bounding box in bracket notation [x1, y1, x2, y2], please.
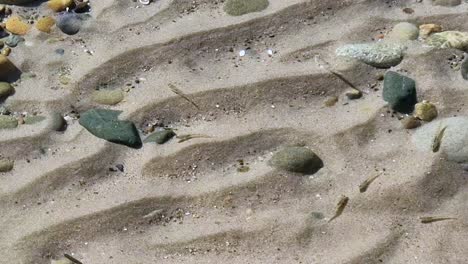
[1, 0, 468, 263]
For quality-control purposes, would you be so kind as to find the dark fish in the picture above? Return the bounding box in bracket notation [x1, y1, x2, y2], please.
[64, 254, 83, 264]
[177, 134, 211, 143]
[168, 84, 200, 109]
[420, 216, 456, 224]
[328, 195, 349, 223]
[432, 125, 447, 153]
[359, 174, 380, 193]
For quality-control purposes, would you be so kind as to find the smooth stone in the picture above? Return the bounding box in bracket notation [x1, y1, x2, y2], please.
[0, 82, 14, 99]
[0, 159, 13, 172]
[79, 109, 142, 148]
[49, 112, 67, 131]
[414, 101, 438, 121]
[462, 57, 468, 80]
[426, 31, 468, 51]
[56, 12, 83, 35]
[387, 22, 419, 41]
[91, 89, 124, 105]
[412, 117, 468, 162]
[0, 115, 17, 129]
[402, 116, 421, 129]
[383, 71, 417, 113]
[144, 129, 176, 144]
[269, 146, 323, 174]
[5, 16, 29, 35]
[4, 34, 25, 47]
[433, 0, 461, 6]
[224, 0, 269, 16]
[55, 48, 65, 55]
[336, 43, 405, 68]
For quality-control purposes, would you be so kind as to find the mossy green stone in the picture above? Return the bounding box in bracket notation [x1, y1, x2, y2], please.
[269, 146, 323, 174]
[144, 129, 176, 144]
[224, 0, 269, 16]
[383, 71, 417, 113]
[91, 89, 124, 105]
[24, 115, 46, 125]
[0, 82, 14, 99]
[79, 109, 142, 148]
[0, 159, 13, 172]
[0, 115, 17, 129]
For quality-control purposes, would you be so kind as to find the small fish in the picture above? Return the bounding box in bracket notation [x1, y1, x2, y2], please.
[64, 254, 83, 264]
[328, 195, 349, 223]
[176, 134, 211, 143]
[420, 216, 456, 224]
[432, 125, 447, 153]
[359, 174, 380, 193]
[168, 84, 200, 109]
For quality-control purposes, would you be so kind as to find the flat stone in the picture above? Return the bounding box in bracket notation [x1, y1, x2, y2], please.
[336, 43, 405, 68]
[144, 129, 176, 144]
[0, 115, 17, 129]
[79, 109, 142, 148]
[383, 71, 417, 113]
[269, 146, 323, 174]
[224, 0, 269, 16]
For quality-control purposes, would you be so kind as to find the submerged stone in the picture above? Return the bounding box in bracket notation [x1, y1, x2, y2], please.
[383, 71, 417, 113]
[269, 146, 323, 174]
[0, 115, 17, 129]
[79, 109, 142, 148]
[224, 0, 269, 16]
[57, 12, 83, 35]
[144, 129, 176, 144]
[426, 31, 468, 51]
[336, 43, 405, 68]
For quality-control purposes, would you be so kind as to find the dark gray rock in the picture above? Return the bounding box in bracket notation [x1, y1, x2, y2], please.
[269, 146, 323, 174]
[383, 71, 417, 113]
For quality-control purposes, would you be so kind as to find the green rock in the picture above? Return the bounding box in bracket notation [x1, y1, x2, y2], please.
[91, 89, 124, 105]
[24, 115, 46, 125]
[336, 43, 404, 68]
[79, 109, 142, 148]
[0, 159, 13, 172]
[383, 71, 417, 113]
[0, 115, 17, 129]
[269, 146, 323, 174]
[426, 31, 468, 51]
[0, 82, 14, 99]
[224, 0, 269, 16]
[144, 129, 176, 144]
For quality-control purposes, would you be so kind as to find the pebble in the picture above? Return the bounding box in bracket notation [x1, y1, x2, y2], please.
[48, 0, 73, 12]
[426, 31, 468, 51]
[336, 43, 405, 68]
[402, 116, 421, 129]
[414, 100, 438, 122]
[324, 96, 338, 107]
[383, 71, 417, 113]
[1, 47, 10, 56]
[50, 112, 67, 131]
[0, 55, 18, 81]
[269, 146, 323, 174]
[0, 81, 13, 99]
[224, 0, 269, 16]
[0, 115, 18, 129]
[0, 159, 13, 172]
[36, 16, 56, 33]
[419, 24, 442, 39]
[387, 22, 419, 41]
[345, 88, 362, 100]
[5, 16, 29, 35]
[4, 34, 25, 47]
[55, 48, 65, 55]
[57, 12, 83, 35]
[91, 89, 124, 105]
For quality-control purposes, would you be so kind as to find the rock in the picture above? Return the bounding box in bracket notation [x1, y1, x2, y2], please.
[419, 24, 442, 39]
[0, 54, 19, 81]
[0, 0, 36, 5]
[48, 0, 73, 12]
[402, 116, 421, 129]
[5, 16, 29, 35]
[91, 89, 124, 105]
[345, 88, 362, 100]
[36, 16, 56, 33]
[426, 31, 468, 51]
[432, 0, 461, 6]
[1, 47, 11, 56]
[0, 81, 13, 99]
[4, 34, 25, 47]
[144, 129, 176, 144]
[50, 258, 73, 264]
[0, 159, 13, 172]
[0, 115, 17, 129]
[412, 117, 468, 162]
[49, 112, 67, 131]
[23, 115, 46, 125]
[324, 96, 338, 107]
[269, 146, 323, 174]
[414, 100, 438, 121]
[461, 57, 468, 80]
[116, 164, 124, 172]
[383, 71, 417, 113]
[79, 109, 142, 148]
[56, 12, 83, 35]
[387, 22, 419, 41]
[336, 43, 405, 68]
[224, 0, 269, 16]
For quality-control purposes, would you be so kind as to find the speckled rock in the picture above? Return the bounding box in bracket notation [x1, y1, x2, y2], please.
[269, 146, 323, 174]
[5, 16, 29, 35]
[224, 0, 269, 16]
[336, 43, 405, 68]
[144, 129, 176, 144]
[426, 31, 468, 51]
[0, 159, 13, 172]
[387, 22, 419, 41]
[0, 82, 14, 99]
[383, 71, 417, 113]
[91, 89, 124, 105]
[0, 115, 17, 129]
[414, 101, 438, 121]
